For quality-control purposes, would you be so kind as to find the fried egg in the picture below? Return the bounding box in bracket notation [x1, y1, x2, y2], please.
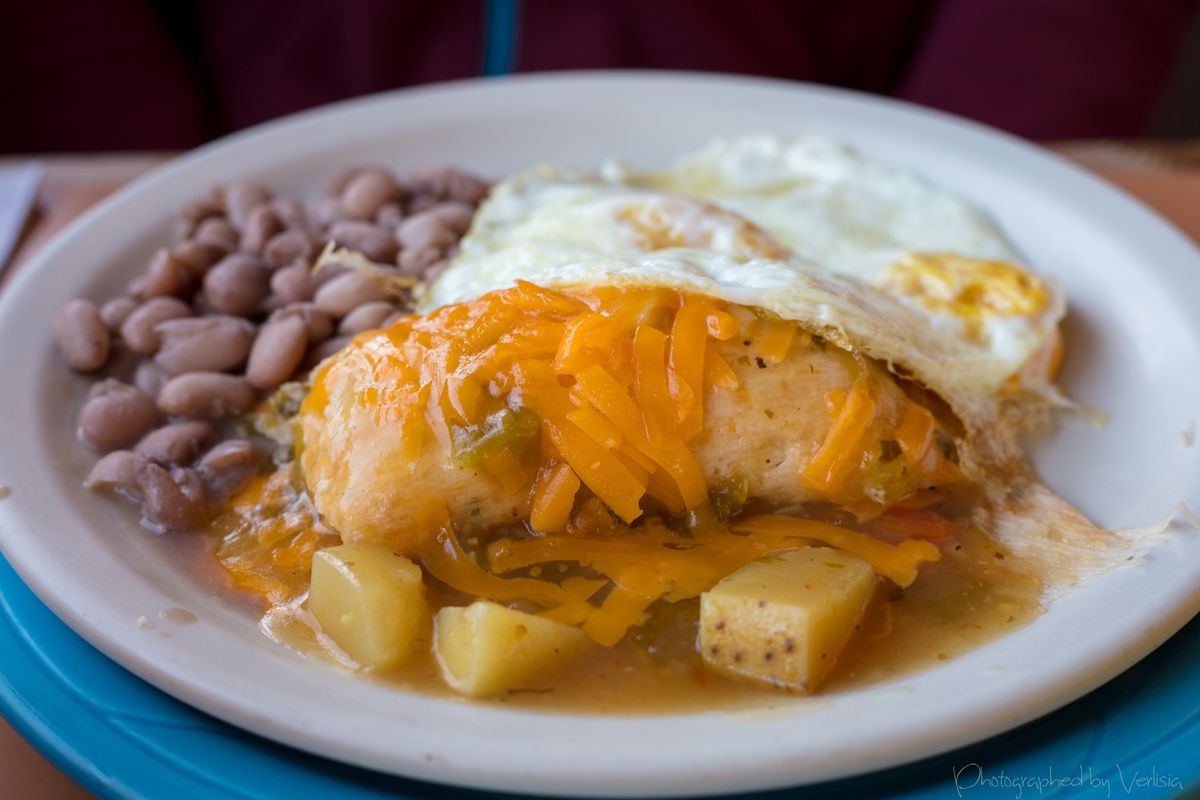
[622, 135, 1065, 393]
[426, 141, 1064, 398]
[617, 134, 1020, 272]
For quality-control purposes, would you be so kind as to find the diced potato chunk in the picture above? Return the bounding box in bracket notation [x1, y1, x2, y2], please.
[699, 546, 876, 692]
[309, 543, 428, 671]
[435, 600, 591, 698]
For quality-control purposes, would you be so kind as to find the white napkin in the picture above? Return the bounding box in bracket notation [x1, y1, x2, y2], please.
[0, 162, 44, 274]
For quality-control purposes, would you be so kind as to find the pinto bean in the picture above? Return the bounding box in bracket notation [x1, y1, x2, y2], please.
[395, 209, 458, 251]
[328, 220, 399, 262]
[99, 297, 138, 331]
[223, 182, 272, 230]
[322, 167, 362, 198]
[302, 334, 353, 370]
[240, 203, 283, 256]
[397, 244, 443, 277]
[406, 165, 489, 204]
[197, 439, 262, 500]
[100, 344, 138, 383]
[138, 462, 207, 532]
[245, 315, 309, 390]
[269, 302, 333, 343]
[153, 316, 255, 375]
[269, 196, 309, 231]
[375, 202, 405, 228]
[269, 261, 317, 304]
[312, 271, 390, 318]
[381, 310, 408, 328]
[405, 194, 439, 214]
[308, 195, 343, 228]
[424, 201, 475, 235]
[79, 380, 161, 451]
[312, 260, 350, 286]
[134, 360, 169, 398]
[53, 299, 110, 372]
[203, 254, 270, 317]
[119, 297, 193, 355]
[174, 199, 222, 241]
[133, 421, 218, 465]
[193, 217, 239, 253]
[171, 240, 226, 275]
[264, 229, 314, 268]
[84, 450, 145, 494]
[158, 373, 258, 418]
[130, 248, 195, 299]
[86, 378, 114, 402]
[340, 169, 401, 220]
[338, 301, 396, 335]
[198, 439, 257, 473]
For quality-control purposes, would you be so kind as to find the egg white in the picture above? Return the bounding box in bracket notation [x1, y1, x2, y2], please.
[613, 134, 1021, 277]
[426, 138, 1064, 400]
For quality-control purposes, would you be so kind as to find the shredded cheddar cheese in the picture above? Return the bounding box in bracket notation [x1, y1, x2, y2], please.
[306, 283, 737, 519]
[285, 282, 964, 646]
[896, 402, 936, 469]
[530, 462, 583, 533]
[481, 511, 941, 644]
[802, 375, 877, 499]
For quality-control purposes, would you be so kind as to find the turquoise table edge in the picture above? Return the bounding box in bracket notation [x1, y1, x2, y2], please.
[0, 555, 1197, 800]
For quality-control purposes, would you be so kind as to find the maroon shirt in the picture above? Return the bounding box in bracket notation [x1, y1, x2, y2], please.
[0, 0, 1195, 152]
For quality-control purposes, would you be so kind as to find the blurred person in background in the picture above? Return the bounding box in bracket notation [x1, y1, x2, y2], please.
[1, 0, 1197, 153]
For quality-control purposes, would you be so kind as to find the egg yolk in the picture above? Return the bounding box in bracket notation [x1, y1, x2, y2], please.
[875, 253, 1049, 337]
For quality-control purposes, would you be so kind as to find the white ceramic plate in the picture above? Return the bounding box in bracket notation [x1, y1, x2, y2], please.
[1, 73, 1199, 797]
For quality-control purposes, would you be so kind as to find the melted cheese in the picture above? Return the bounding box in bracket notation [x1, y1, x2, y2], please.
[299, 282, 955, 645]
